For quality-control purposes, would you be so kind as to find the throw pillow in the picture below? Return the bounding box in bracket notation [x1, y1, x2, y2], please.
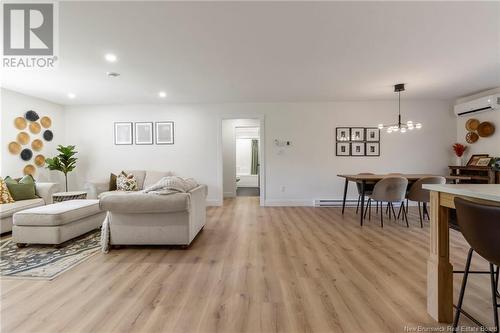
[109, 173, 117, 191]
[0, 177, 15, 204]
[4, 175, 37, 201]
[116, 172, 138, 191]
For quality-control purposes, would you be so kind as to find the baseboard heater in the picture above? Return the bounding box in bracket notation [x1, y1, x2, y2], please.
[314, 199, 411, 208]
[313, 199, 358, 207]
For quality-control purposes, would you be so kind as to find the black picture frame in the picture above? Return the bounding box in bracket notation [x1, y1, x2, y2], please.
[336, 127, 350, 142]
[336, 142, 350, 156]
[350, 142, 365, 156]
[114, 122, 133, 145]
[366, 128, 380, 142]
[366, 142, 380, 156]
[350, 127, 365, 141]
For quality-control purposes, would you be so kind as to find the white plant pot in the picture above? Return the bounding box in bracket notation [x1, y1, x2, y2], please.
[455, 156, 462, 166]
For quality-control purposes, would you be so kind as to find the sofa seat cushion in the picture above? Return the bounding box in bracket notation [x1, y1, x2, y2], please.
[98, 190, 132, 199]
[0, 198, 45, 219]
[14, 199, 101, 226]
[100, 192, 189, 214]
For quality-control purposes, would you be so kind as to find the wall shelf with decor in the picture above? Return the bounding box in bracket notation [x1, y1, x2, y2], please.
[448, 165, 498, 184]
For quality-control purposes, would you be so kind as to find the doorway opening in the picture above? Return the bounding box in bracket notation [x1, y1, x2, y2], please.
[235, 126, 260, 197]
[221, 118, 263, 204]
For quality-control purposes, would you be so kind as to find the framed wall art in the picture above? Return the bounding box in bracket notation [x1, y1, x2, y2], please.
[336, 127, 350, 142]
[155, 121, 174, 145]
[466, 154, 489, 166]
[351, 142, 365, 156]
[336, 142, 350, 156]
[350, 128, 365, 141]
[366, 142, 380, 156]
[114, 122, 133, 145]
[366, 128, 380, 142]
[135, 122, 153, 145]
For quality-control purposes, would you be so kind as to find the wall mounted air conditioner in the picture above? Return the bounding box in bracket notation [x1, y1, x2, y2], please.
[454, 94, 500, 117]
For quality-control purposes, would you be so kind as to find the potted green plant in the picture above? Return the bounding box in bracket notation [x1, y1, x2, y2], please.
[45, 145, 78, 192]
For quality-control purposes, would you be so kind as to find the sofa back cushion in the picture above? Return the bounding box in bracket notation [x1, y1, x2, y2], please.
[143, 170, 173, 189]
[4, 175, 37, 201]
[123, 170, 146, 189]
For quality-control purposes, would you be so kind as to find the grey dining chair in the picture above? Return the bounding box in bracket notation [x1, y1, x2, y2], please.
[364, 176, 409, 228]
[355, 173, 375, 214]
[406, 176, 446, 227]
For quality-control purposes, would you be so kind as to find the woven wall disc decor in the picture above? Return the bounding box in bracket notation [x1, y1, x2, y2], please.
[25, 110, 39, 121]
[29, 121, 41, 134]
[14, 117, 27, 130]
[31, 139, 44, 151]
[40, 116, 52, 128]
[477, 122, 495, 137]
[23, 164, 36, 176]
[20, 148, 33, 161]
[34, 155, 45, 167]
[8, 142, 22, 154]
[465, 131, 479, 144]
[17, 132, 30, 145]
[465, 118, 480, 131]
[43, 130, 54, 141]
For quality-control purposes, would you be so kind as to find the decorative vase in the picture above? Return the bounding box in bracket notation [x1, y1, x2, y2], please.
[455, 156, 462, 166]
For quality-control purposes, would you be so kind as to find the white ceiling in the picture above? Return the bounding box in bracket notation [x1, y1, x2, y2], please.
[2, 1, 499, 105]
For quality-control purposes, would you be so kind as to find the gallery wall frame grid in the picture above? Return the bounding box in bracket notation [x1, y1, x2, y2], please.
[335, 127, 380, 157]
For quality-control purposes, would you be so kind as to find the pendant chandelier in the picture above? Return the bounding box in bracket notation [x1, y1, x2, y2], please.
[378, 83, 422, 133]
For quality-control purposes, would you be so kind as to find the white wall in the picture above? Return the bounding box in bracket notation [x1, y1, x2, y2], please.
[64, 100, 455, 205]
[455, 88, 500, 161]
[222, 119, 260, 197]
[1, 88, 65, 183]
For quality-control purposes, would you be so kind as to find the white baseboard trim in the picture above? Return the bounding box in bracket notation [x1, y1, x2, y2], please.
[264, 199, 313, 207]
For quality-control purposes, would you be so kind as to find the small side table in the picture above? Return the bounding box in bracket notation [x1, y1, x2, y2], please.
[52, 191, 88, 202]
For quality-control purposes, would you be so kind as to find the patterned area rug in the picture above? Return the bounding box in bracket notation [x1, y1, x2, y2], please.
[0, 230, 100, 280]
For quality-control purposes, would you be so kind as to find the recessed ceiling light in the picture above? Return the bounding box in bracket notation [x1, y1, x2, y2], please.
[104, 53, 117, 62]
[106, 72, 120, 77]
[158, 91, 167, 98]
[67, 93, 76, 99]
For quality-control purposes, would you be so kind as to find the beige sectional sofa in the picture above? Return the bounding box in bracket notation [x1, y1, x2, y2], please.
[0, 182, 59, 234]
[88, 170, 207, 247]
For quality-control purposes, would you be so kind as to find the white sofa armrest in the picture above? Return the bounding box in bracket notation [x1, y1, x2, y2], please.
[35, 182, 60, 204]
[188, 185, 207, 242]
[85, 181, 109, 199]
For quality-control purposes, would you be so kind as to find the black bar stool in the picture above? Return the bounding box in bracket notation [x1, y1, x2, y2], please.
[453, 198, 500, 332]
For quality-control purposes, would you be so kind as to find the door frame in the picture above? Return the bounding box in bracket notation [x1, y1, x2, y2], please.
[217, 115, 265, 206]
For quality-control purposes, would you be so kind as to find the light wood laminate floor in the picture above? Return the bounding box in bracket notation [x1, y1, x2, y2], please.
[1, 197, 495, 333]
